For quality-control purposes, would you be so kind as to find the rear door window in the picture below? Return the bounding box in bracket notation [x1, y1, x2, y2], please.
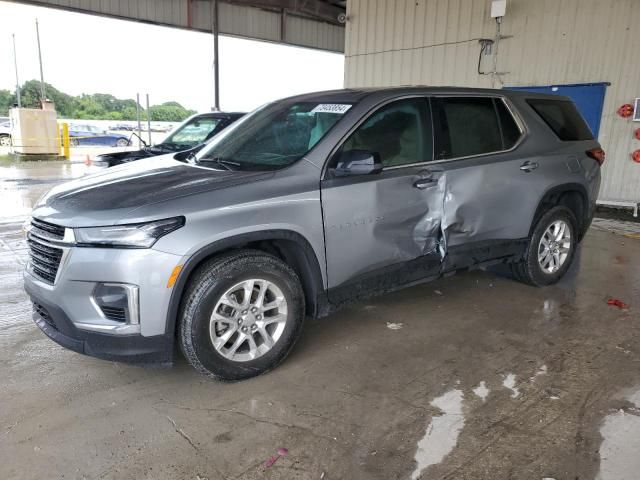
[527, 98, 594, 141]
[432, 97, 503, 159]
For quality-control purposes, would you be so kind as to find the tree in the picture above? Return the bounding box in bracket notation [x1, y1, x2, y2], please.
[19, 80, 77, 117]
[149, 102, 195, 122]
[0, 89, 16, 116]
[0, 80, 195, 122]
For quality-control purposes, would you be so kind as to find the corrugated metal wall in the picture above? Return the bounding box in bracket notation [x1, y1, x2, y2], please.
[17, 0, 345, 52]
[344, 0, 640, 203]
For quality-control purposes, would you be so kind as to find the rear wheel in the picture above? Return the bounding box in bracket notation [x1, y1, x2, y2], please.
[0, 134, 11, 147]
[115, 138, 129, 147]
[70, 138, 79, 147]
[510, 206, 577, 286]
[178, 250, 305, 381]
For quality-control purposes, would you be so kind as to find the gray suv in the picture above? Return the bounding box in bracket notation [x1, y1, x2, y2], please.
[24, 87, 603, 380]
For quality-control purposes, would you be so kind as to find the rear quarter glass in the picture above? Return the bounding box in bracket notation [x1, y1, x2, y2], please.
[526, 99, 594, 141]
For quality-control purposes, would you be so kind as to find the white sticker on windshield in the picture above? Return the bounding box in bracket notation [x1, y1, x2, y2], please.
[311, 104, 352, 114]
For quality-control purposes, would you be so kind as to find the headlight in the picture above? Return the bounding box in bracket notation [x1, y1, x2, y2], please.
[74, 216, 185, 248]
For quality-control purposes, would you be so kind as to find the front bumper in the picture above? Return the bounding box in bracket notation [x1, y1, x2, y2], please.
[30, 297, 173, 363]
[23, 244, 183, 364]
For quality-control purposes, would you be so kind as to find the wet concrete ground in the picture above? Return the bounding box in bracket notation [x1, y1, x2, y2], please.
[1, 160, 640, 480]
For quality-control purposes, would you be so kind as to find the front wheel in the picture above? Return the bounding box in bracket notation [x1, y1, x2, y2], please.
[178, 250, 305, 381]
[510, 206, 578, 286]
[115, 138, 129, 147]
[0, 135, 11, 147]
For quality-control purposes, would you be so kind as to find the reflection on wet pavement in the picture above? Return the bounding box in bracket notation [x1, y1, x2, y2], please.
[502, 373, 520, 399]
[598, 388, 640, 480]
[0, 221, 30, 338]
[0, 160, 89, 220]
[472, 380, 490, 402]
[1, 159, 640, 479]
[411, 389, 465, 480]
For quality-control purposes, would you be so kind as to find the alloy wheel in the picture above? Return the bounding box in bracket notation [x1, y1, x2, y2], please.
[537, 220, 571, 274]
[209, 279, 288, 362]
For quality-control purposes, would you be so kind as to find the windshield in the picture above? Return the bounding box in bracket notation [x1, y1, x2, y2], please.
[195, 101, 352, 170]
[162, 116, 222, 148]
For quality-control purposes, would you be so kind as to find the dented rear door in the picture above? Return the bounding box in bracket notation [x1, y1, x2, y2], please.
[430, 95, 544, 267]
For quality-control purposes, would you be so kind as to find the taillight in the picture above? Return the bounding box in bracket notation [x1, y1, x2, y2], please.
[586, 148, 605, 166]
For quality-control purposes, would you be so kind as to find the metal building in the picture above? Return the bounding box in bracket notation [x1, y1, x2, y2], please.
[344, 0, 640, 209]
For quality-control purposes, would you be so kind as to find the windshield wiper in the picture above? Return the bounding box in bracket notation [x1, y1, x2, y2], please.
[196, 156, 242, 171]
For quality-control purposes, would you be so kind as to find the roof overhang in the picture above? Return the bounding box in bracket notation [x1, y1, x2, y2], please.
[12, 0, 346, 52]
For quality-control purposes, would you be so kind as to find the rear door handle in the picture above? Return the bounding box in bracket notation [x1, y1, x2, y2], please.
[520, 161, 539, 172]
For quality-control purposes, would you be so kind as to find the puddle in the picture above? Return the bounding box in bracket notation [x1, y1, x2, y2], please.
[597, 389, 640, 480]
[502, 373, 520, 398]
[411, 389, 465, 480]
[472, 381, 489, 402]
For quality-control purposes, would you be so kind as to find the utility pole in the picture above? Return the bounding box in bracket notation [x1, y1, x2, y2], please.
[12, 34, 21, 108]
[146, 94, 151, 145]
[35, 19, 46, 103]
[212, 0, 220, 111]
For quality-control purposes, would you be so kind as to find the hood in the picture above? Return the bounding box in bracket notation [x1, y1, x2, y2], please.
[96, 150, 153, 165]
[32, 155, 273, 227]
[95, 148, 154, 165]
[95, 143, 201, 165]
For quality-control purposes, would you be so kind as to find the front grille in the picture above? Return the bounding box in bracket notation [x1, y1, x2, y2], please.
[100, 306, 127, 322]
[33, 302, 57, 330]
[31, 218, 65, 241]
[27, 235, 63, 284]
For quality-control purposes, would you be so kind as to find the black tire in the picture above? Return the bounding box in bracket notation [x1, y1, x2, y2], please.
[0, 134, 11, 147]
[510, 205, 578, 287]
[115, 138, 129, 147]
[70, 138, 79, 147]
[178, 250, 305, 381]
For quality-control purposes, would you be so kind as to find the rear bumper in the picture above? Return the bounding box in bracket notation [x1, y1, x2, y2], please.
[29, 296, 174, 364]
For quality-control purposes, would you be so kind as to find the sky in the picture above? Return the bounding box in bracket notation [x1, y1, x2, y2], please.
[0, 1, 345, 113]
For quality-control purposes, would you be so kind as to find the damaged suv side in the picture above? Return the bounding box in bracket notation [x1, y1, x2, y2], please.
[24, 87, 602, 380]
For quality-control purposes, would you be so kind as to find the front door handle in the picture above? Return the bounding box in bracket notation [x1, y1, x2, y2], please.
[413, 177, 437, 189]
[520, 161, 539, 172]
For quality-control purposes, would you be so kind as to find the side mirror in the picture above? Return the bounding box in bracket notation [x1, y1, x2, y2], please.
[333, 150, 383, 177]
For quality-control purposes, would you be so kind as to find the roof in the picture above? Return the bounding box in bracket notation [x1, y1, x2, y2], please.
[282, 86, 570, 104]
[193, 112, 247, 118]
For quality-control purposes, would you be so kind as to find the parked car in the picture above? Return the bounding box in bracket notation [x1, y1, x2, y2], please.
[110, 123, 136, 131]
[150, 123, 175, 133]
[68, 124, 130, 147]
[0, 121, 11, 147]
[92, 112, 244, 167]
[24, 87, 602, 381]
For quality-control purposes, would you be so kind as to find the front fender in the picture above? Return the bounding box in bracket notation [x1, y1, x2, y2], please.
[162, 229, 325, 336]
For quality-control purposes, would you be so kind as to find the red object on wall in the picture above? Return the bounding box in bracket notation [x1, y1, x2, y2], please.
[618, 104, 634, 118]
[635, 128, 640, 141]
[632, 150, 640, 163]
